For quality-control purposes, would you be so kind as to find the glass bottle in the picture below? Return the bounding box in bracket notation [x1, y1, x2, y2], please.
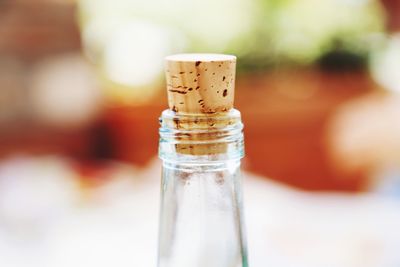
[157, 54, 248, 267]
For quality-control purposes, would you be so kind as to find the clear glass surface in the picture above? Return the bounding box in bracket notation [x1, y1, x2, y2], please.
[157, 109, 248, 267]
[158, 159, 248, 267]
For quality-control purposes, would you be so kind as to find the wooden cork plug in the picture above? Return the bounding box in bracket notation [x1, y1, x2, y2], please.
[164, 53, 238, 156]
[165, 53, 236, 114]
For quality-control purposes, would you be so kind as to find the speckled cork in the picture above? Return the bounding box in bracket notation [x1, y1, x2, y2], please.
[165, 53, 236, 114]
[164, 54, 238, 156]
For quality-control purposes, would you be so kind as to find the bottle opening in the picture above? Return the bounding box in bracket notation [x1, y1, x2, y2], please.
[158, 109, 244, 162]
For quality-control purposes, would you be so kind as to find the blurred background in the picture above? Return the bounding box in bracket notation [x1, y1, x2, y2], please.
[1, 0, 400, 266]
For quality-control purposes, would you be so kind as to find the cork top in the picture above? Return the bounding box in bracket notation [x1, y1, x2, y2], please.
[165, 53, 236, 114]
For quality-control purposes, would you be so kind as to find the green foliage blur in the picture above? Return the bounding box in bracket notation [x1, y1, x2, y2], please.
[78, 0, 385, 88]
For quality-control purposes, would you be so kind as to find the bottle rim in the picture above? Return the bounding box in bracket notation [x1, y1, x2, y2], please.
[158, 109, 244, 162]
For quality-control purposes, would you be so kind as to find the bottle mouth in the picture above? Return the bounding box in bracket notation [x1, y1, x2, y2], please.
[158, 109, 244, 162]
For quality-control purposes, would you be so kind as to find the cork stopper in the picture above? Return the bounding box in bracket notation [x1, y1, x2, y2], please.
[165, 53, 236, 114]
[163, 53, 238, 156]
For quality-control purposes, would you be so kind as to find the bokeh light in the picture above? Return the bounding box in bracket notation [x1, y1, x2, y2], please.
[0, 0, 400, 266]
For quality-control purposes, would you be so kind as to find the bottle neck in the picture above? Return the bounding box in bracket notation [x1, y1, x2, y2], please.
[158, 109, 244, 164]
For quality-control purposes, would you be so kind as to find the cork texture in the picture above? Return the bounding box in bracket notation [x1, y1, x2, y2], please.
[165, 54, 236, 114]
[164, 54, 238, 156]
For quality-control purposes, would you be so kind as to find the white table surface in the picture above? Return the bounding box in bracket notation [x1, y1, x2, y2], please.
[0, 155, 399, 267]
